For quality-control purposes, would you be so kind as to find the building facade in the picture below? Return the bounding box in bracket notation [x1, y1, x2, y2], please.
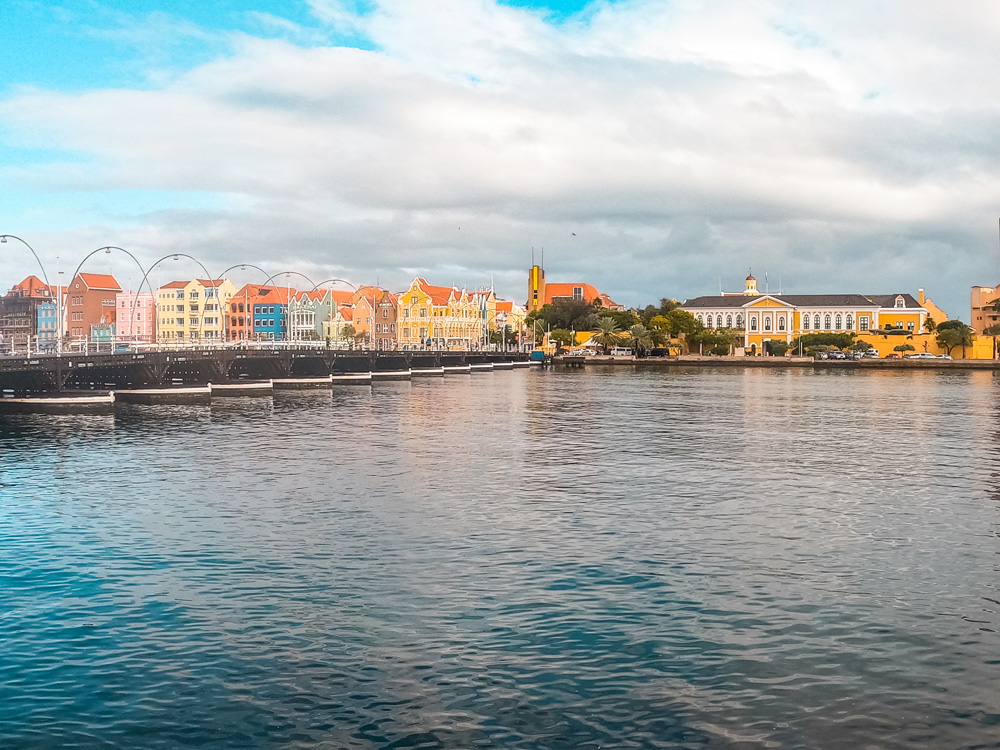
[289, 289, 334, 341]
[0, 275, 56, 351]
[115, 291, 156, 343]
[681, 275, 934, 354]
[397, 278, 484, 349]
[156, 278, 235, 343]
[66, 273, 122, 342]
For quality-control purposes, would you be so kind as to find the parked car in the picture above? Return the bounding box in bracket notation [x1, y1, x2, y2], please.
[936, 354, 953, 360]
[862, 350, 880, 358]
[903, 352, 936, 359]
[827, 350, 847, 360]
[885, 353, 900, 359]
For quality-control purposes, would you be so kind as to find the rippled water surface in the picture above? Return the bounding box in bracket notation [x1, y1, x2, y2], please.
[3, 367, 1000, 749]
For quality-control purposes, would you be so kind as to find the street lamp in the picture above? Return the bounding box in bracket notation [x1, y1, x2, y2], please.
[132, 253, 213, 347]
[0, 235, 52, 355]
[65, 245, 147, 354]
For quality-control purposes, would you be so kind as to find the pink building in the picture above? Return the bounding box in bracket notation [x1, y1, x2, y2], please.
[115, 291, 156, 343]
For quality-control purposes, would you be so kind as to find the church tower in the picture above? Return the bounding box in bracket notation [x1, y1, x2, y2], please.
[743, 273, 760, 297]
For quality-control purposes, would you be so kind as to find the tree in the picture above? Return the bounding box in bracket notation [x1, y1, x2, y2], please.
[549, 328, 574, 351]
[770, 340, 790, 357]
[894, 343, 915, 354]
[851, 341, 874, 352]
[601, 308, 641, 330]
[661, 309, 703, 337]
[690, 328, 739, 356]
[791, 332, 856, 352]
[341, 324, 356, 349]
[983, 323, 1000, 359]
[640, 298, 679, 326]
[924, 317, 937, 333]
[936, 321, 974, 357]
[626, 324, 654, 355]
[591, 317, 623, 353]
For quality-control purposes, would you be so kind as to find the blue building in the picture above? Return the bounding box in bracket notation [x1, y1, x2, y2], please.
[36, 301, 58, 351]
[252, 289, 288, 341]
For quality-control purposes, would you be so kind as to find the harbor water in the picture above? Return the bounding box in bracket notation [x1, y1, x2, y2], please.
[2, 367, 999, 749]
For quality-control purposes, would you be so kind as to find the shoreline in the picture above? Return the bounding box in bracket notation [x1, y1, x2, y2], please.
[555, 354, 1000, 370]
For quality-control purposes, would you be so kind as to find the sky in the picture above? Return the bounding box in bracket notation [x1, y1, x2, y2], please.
[3, 0, 1000, 317]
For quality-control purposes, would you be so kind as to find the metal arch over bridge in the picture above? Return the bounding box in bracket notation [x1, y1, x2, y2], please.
[0, 347, 529, 394]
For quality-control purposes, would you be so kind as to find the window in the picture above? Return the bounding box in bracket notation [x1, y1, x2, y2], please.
[907, 321, 915, 331]
[824, 314, 831, 330]
[750, 316, 758, 331]
[846, 314, 853, 331]
[835, 314, 842, 330]
[382, 309, 388, 318]
[895, 296, 905, 308]
[764, 316, 772, 331]
[777, 317, 786, 331]
[705, 315, 713, 328]
[859, 317, 869, 331]
[403, 309, 409, 318]
[736, 314, 744, 329]
[726, 314, 733, 327]
[573, 286, 584, 300]
[716, 315, 723, 328]
[420, 309, 427, 318]
[696, 314, 704, 325]
[814, 314, 821, 329]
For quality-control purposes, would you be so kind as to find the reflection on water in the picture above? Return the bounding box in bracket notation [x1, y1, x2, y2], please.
[1, 367, 999, 749]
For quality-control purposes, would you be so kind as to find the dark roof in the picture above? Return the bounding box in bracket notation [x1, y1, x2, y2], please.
[681, 296, 758, 308]
[863, 293, 922, 308]
[681, 293, 879, 308]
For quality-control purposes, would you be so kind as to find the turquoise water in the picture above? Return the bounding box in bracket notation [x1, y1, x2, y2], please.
[2, 368, 999, 749]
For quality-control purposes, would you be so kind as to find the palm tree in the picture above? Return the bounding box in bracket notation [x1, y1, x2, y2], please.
[627, 324, 654, 356]
[983, 323, 1000, 358]
[591, 317, 623, 354]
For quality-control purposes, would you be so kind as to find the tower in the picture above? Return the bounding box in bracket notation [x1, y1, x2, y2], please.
[528, 264, 546, 312]
[743, 273, 759, 297]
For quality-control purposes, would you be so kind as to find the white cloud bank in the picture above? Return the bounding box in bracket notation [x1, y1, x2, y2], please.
[3, 0, 1000, 314]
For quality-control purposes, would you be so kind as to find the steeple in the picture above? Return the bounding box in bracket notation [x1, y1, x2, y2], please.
[743, 271, 759, 297]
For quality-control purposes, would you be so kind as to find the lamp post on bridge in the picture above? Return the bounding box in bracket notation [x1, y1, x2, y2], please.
[132, 253, 213, 347]
[65, 246, 149, 353]
[0, 235, 53, 356]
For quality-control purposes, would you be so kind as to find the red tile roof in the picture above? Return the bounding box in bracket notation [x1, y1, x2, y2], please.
[8, 275, 53, 298]
[78, 273, 122, 291]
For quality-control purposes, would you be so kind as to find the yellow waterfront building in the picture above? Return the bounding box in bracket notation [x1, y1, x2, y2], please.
[396, 278, 485, 349]
[680, 275, 949, 356]
[156, 278, 236, 344]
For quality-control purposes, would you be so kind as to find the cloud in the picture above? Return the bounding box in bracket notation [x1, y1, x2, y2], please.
[2, 0, 1000, 316]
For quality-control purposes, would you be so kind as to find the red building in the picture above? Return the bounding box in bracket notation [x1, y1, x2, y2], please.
[66, 273, 122, 341]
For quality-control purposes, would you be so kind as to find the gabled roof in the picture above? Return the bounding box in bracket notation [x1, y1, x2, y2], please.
[78, 273, 122, 291]
[864, 293, 923, 309]
[411, 278, 462, 306]
[159, 280, 189, 289]
[330, 290, 354, 306]
[7, 275, 52, 298]
[543, 282, 620, 309]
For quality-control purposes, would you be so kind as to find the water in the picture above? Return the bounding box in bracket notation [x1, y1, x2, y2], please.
[2, 367, 999, 749]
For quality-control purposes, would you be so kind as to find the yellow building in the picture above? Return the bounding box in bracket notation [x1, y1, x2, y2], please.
[680, 276, 937, 355]
[156, 278, 236, 344]
[397, 278, 483, 349]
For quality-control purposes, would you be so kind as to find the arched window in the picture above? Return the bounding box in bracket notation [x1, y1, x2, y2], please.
[764, 316, 772, 331]
[824, 314, 832, 330]
[726, 314, 733, 328]
[778, 316, 786, 331]
[803, 314, 810, 330]
[835, 314, 842, 330]
[750, 316, 758, 331]
[814, 314, 821, 329]
[705, 315, 713, 328]
[846, 314, 854, 331]
[239, 303, 245, 313]
[696, 314, 704, 325]
[736, 314, 744, 328]
[716, 314, 723, 328]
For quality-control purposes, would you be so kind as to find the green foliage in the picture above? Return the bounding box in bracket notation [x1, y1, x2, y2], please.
[601, 308, 641, 330]
[851, 341, 874, 352]
[894, 343, 915, 352]
[690, 327, 739, 355]
[549, 328, 575, 349]
[791, 332, 856, 351]
[936, 322, 974, 355]
[983, 323, 1000, 337]
[526, 298, 600, 332]
[341, 324, 356, 341]
[924, 317, 937, 333]
[770, 340, 790, 357]
[656, 309, 703, 337]
[640, 298, 679, 326]
[591, 317, 623, 353]
[626, 324, 654, 354]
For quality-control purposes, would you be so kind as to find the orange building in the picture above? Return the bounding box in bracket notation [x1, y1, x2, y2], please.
[527, 264, 621, 313]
